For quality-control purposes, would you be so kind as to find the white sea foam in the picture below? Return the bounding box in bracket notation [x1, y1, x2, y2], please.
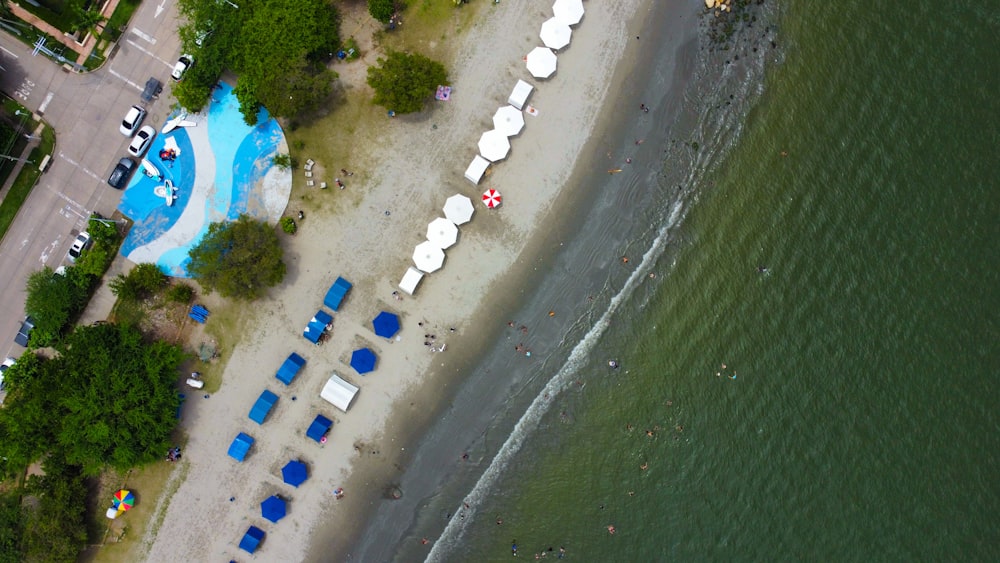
[426, 200, 687, 561]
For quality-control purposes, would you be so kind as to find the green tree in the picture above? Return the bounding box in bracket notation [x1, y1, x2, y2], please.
[0, 353, 59, 476]
[187, 215, 286, 300]
[71, 6, 106, 37]
[367, 50, 448, 114]
[175, 0, 339, 122]
[0, 324, 183, 476]
[0, 490, 25, 563]
[21, 456, 88, 562]
[53, 323, 183, 474]
[24, 267, 89, 347]
[368, 0, 396, 23]
[110, 263, 167, 301]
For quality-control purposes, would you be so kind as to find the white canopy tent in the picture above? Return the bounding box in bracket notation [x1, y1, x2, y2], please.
[413, 241, 446, 273]
[320, 373, 359, 413]
[552, 0, 584, 25]
[526, 47, 558, 79]
[493, 105, 525, 136]
[399, 267, 424, 295]
[540, 18, 572, 50]
[465, 155, 490, 184]
[478, 129, 511, 162]
[443, 194, 475, 225]
[508, 80, 534, 110]
[426, 217, 459, 249]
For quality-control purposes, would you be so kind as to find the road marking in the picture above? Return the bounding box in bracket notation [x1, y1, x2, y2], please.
[57, 152, 104, 182]
[38, 92, 54, 113]
[62, 204, 88, 220]
[107, 68, 143, 92]
[130, 28, 157, 45]
[155, 0, 167, 18]
[124, 39, 173, 68]
[0, 46, 19, 58]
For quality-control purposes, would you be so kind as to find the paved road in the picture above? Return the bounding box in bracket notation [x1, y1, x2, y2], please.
[0, 1, 183, 358]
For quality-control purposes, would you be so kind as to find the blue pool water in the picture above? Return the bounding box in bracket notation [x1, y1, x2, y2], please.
[118, 82, 287, 277]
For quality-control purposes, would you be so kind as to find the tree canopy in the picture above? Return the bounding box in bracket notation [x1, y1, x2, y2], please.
[22, 215, 120, 347]
[175, 0, 340, 123]
[24, 267, 89, 347]
[0, 323, 183, 476]
[367, 50, 448, 114]
[186, 215, 286, 300]
[368, 0, 395, 24]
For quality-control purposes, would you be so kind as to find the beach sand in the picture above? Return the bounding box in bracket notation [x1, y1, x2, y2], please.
[142, 1, 647, 561]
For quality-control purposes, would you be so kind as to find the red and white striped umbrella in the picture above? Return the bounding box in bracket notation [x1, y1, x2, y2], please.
[482, 188, 502, 208]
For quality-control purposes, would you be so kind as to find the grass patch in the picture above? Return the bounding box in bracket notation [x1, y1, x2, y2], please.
[374, 0, 479, 63]
[17, 0, 84, 35]
[0, 21, 78, 66]
[0, 123, 52, 242]
[199, 301, 250, 393]
[82, 461, 188, 563]
[101, 0, 141, 43]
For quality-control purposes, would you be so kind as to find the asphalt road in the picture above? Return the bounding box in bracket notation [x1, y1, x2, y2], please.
[0, 1, 183, 358]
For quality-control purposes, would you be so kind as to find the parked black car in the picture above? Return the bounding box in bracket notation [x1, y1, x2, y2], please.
[108, 157, 136, 189]
[14, 316, 34, 347]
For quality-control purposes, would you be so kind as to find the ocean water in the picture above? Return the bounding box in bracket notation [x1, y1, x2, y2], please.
[437, 1, 1000, 561]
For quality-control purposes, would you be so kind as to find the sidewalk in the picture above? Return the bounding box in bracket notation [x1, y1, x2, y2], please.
[7, 0, 124, 67]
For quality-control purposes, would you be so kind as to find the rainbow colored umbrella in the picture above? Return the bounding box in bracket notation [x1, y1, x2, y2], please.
[113, 489, 135, 512]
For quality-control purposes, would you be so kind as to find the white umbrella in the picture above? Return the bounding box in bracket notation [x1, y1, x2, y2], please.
[443, 194, 475, 225]
[552, 0, 584, 25]
[413, 241, 445, 273]
[426, 217, 458, 249]
[526, 47, 557, 79]
[539, 18, 571, 50]
[478, 129, 511, 162]
[493, 106, 525, 137]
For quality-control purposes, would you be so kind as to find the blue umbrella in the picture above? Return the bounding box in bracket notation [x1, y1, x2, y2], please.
[281, 460, 308, 487]
[350, 348, 377, 374]
[261, 495, 287, 523]
[372, 311, 400, 338]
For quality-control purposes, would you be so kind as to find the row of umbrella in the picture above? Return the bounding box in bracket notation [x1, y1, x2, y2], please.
[526, 0, 585, 79]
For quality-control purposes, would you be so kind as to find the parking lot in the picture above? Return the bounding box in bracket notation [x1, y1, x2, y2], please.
[0, 1, 183, 357]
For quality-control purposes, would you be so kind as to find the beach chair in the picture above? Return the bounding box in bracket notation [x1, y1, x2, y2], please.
[305, 171, 313, 178]
[320, 182, 328, 189]
[307, 180, 315, 187]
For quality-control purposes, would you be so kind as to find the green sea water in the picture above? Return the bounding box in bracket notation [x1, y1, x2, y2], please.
[458, 2, 999, 560]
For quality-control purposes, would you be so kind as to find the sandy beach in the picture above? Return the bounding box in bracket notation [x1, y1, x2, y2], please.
[141, 1, 648, 561]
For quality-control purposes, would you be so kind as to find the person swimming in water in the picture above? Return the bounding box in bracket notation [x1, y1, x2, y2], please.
[608, 360, 620, 369]
[757, 265, 769, 273]
[512, 540, 518, 556]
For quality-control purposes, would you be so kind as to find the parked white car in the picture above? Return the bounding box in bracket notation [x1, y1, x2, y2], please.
[120, 105, 146, 136]
[128, 126, 156, 157]
[171, 54, 193, 81]
[67, 231, 92, 262]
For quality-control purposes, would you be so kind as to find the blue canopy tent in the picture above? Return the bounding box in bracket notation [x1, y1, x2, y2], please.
[261, 495, 287, 523]
[303, 310, 333, 344]
[248, 390, 278, 424]
[372, 311, 400, 338]
[276, 353, 306, 385]
[239, 525, 265, 553]
[227, 433, 255, 462]
[350, 348, 377, 375]
[282, 459, 308, 487]
[324, 277, 353, 311]
[306, 414, 333, 443]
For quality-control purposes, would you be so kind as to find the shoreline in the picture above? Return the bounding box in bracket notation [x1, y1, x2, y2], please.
[339, 0, 711, 559]
[140, 0, 659, 561]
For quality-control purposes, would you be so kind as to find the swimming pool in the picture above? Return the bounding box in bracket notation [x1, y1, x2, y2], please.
[118, 82, 291, 277]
